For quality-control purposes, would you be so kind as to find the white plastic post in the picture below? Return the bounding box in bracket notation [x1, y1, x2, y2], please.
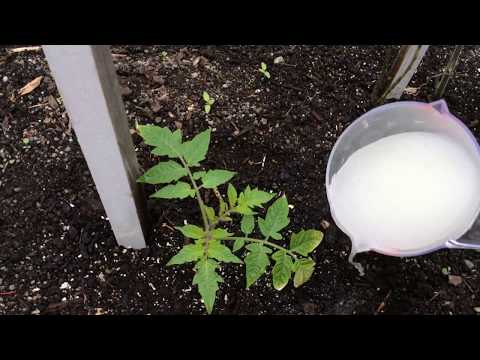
[385, 45, 429, 99]
[42, 45, 148, 249]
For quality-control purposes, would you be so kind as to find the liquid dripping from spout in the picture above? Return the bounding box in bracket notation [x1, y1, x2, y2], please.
[348, 242, 367, 276]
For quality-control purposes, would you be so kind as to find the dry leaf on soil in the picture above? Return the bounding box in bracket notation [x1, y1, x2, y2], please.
[18, 76, 43, 96]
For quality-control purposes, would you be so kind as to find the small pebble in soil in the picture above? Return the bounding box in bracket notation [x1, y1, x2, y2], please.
[8, 285, 15, 291]
[274, 56, 285, 64]
[2, 76, 8, 82]
[60, 282, 71, 290]
[448, 275, 463, 286]
[465, 259, 475, 270]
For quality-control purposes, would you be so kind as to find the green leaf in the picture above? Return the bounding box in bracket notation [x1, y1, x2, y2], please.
[175, 224, 205, 239]
[204, 206, 216, 224]
[150, 181, 195, 199]
[244, 243, 272, 288]
[264, 71, 271, 79]
[193, 258, 223, 314]
[209, 98, 215, 105]
[258, 196, 290, 240]
[290, 229, 324, 256]
[232, 239, 245, 252]
[166, 243, 204, 266]
[181, 128, 211, 166]
[237, 186, 275, 210]
[271, 250, 294, 290]
[204, 104, 211, 114]
[227, 183, 237, 208]
[202, 170, 237, 189]
[261, 62, 267, 71]
[137, 160, 187, 184]
[241, 215, 255, 235]
[137, 125, 182, 158]
[211, 228, 234, 240]
[203, 91, 210, 102]
[208, 241, 242, 263]
[293, 258, 315, 288]
[193, 171, 206, 180]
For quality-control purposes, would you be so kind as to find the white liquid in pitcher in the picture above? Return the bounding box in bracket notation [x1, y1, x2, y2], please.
[330, 131, 480, 256]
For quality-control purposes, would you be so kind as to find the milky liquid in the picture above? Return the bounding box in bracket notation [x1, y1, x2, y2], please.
[330, 131, 480, 255]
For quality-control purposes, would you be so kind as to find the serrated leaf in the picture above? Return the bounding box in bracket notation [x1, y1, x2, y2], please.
[244, 243, 272, 288]
[233, 239, 245, 252]
[137, 160, 186, 184]
[181, 128, 211, 166]
[167, 243, 204, 266]
[202, 170, 236, 189]
[258, 196, 290, 240]
[175, 224, 205, 239]
[203, 91, 210, 102]
[193, 258, 223, 314]
[193, 171, 206, 180]
[227, 183, 237, 208]
[211, 228, 234, 240]
[204, 206, 216, 224]
[207, 241, 242, 263]
[237, 186, 275, 210]
[204, 104, 211, 114]
[234, 204, 256, 216]
[241, 215, 255, 235]
[290, 230, 324, 256]
[271, 250, 293, 290]
[150, 181, 195, 199]
[293, 258, 315, 288]
[137, 125, 182, 158]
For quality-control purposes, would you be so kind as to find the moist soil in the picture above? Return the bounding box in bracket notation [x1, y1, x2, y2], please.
[1, 45, 480, 315]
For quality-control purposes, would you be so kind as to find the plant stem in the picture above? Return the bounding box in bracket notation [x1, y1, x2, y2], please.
[178, 156, 209, 232]
[434, 45, 463, 99]
[224, 236, 298, 259]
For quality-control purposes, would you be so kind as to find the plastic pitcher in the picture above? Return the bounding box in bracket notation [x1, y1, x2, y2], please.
[326, 100, 480, 268]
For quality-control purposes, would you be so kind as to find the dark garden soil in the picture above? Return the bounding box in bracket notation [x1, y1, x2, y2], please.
[1, 45, 480, 315]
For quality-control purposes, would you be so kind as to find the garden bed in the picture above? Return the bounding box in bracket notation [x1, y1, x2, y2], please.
[1, 45, 480, 314]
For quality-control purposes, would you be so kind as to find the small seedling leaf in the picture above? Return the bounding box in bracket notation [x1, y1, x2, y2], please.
[167, 243, 204, 266]
[193, 171, 206, 180]
[227, 183, 237, 208]
[208, 241, 242, 263]
[290, 229, 324, 256]
[175, 224, 205, 239]
[233, 239, 245, 252]
[202, 170, 237, 189]
[244, 243, 272, 288]
[137, 125, 182, 158]
[261, 62, 267, 71]
[193, 258, 223, 314]
[203, 91, 210, 102]
[181, 128, 211, 166]
[204, 104, 211, 114]
[241, 215, 255, 235]
[204, 206, 216, 224]
[137, 160, 187, 184]
[150, 181, 195, 199]
[271, 250, 294, 290]
[293, 258, 315, 288]
[258, 196, 290, 240]
[211, 228, 234, 240]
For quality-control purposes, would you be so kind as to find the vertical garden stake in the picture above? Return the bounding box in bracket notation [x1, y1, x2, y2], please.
[43, 45, 148, 249]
